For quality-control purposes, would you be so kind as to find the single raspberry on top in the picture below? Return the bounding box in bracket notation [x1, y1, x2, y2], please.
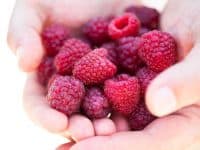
[47, 75, 85, 116]
[37, 57, 55, 86]
[83, 17, 110, 45]
[104, 74, 140, 116]
[136, 67, 157, 96]
[42, 24, 70, 56]
[128, 100, 156, 130]
[82, 87, 111, 119]
[54, 38, 91, 75]
[108, 13, 140, 40]
[73, 48, 117, 85]
[125, 6, 160, 29]
[117, 36, 144, 73]
[139, 30, 177, 72]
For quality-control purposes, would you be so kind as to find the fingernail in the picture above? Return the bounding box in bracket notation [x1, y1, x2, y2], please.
[151, 87, 176, 116]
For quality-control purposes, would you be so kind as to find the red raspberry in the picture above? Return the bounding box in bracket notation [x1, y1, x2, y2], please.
[54, 38, 91, 75]
[73, 48, 117, 85]
[125, 6, 160, 29]
[37, 57, 55, 86]
[47, 76, 85, 116]
[136, 67, 157, 96]
[108, 13, 140, 40]
[117, 37, 144, 73]
[83, 17, 110, 45]
[104, 74, 140, 116]
[82, 87, 111, 119]
[129, 101, 156, 130]
[42, 24, 70, 56]
[101, 42, 118, 65]
[139, 30, 177, 72]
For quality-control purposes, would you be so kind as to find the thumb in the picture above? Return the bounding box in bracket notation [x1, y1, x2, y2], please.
[7, 0, 45, 72]
[146, 43, 200, 117]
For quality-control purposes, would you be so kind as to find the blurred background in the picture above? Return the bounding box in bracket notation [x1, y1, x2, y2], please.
[0, 0, 166, 149]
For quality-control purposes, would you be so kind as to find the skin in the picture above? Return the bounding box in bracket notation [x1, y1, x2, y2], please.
[7, 0, 200, 149]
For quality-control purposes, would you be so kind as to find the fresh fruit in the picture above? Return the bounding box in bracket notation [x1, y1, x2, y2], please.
[139, 30, 177, 72]
[104, 74, 140, 116]
[82, 87, 111, 119]
[47, 76, 85, 116]
[108, 13, 140, 39]
[73, 48, 117, 85]
[54, 38, 91, 75]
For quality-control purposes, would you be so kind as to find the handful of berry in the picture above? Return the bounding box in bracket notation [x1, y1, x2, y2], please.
[37, 5, 177, 130]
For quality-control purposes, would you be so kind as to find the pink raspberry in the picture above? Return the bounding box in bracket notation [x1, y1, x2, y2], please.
[101, 42, 118, 65]
[125, 6, 160, 29]
[83, 17, 110, 45]
[82, 87, 111, 119]
[136, 67, 157, 96]
[42, 24, 70, 56]
[47, 76, 85, 116]
[108, 13, 140, 40]
[54, 38, 91, 75]
[104, 74, 140, 116]
[73, 48, 117, 85]
[139, 30, 177, 72]
[117, 37, 144, 73]
[128, 101, 156, 130]
[37, 57, 55, 86]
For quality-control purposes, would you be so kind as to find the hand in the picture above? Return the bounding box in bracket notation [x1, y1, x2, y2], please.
[57, 0, 200, 149]
[7, 0, 141, 141]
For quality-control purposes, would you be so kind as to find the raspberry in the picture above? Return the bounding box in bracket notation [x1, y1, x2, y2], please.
[54, 38, 91, 75]
[104, 74, 140, 116]
[138, 27, 150, 36]
[128, 101, 156, 130]
[139, 30, 177, 72]
[125, 6, 160, 29]
[108, 13, 140, 40]
[101, 42, 118, 65]
[82, 87, 111, 119]
[73, 48, 117, 85]
[136, 67, 157, 96]
[37, 57, 55, 86]
[47, 76, 85, 116]
[42, 24, 70, 56]
[117, 37, 144, 73]
[83, 17, 110, 45]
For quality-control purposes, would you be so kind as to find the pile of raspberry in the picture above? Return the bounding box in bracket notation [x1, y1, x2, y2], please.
[37, 6, 177, 130]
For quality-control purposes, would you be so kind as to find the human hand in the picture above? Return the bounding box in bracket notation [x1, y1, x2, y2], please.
[7, 0, 142, 141]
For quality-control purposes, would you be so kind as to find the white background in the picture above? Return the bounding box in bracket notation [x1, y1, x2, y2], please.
[0, 0, 166, 150]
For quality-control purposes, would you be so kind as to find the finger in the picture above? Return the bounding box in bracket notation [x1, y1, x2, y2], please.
[56, 142, 74, 150]
[146, 43, 200, 117]
[111, 114, 130, 132]
[7, 1, 46, 71]
[93, 118, 116, 136]
[62, 114, 95, 142]
[23, 73, 68, 133]
[71, 106, 200, 150]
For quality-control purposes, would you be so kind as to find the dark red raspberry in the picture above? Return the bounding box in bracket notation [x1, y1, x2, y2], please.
[108, 13, 140, 40]
[54, 38, 91, 75]
[129, 100, 156, 130]
[139, 30, 177, 72]
[42, 24, 70, 56]
[82, 87, 111, 119]
[104, 74, 140, 116]
[117, 37, 144, 73]
[83, 17, 110, 45]
[136, 67, 157, 96]
[125, 6, 160, 29]
[37, 57, 55, 86]
[47, 76, 85, 116]
[101, 42, 118, 65]
[73, 48, 117, 85]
